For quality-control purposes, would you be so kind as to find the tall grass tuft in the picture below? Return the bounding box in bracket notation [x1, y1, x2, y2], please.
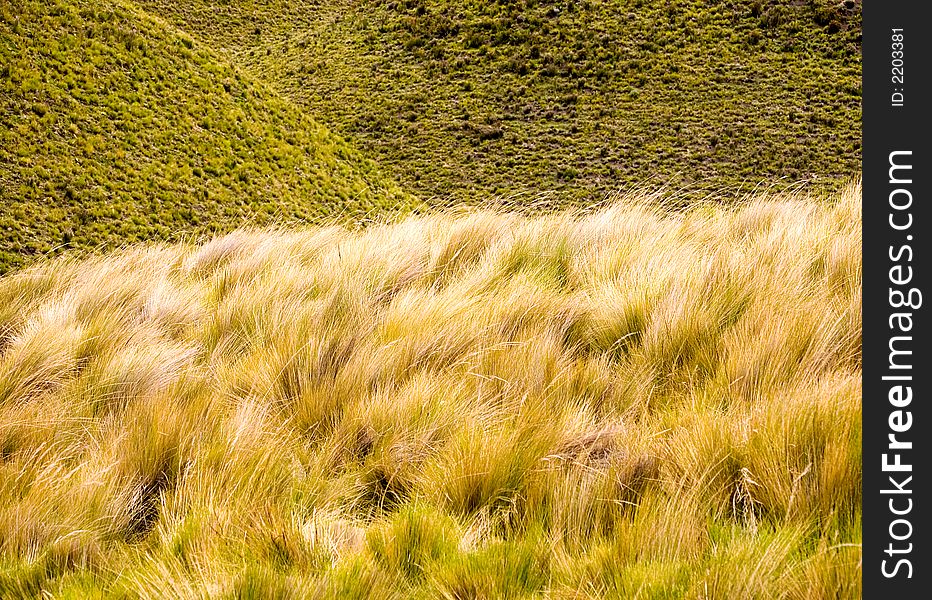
[0, 182, 861, 596]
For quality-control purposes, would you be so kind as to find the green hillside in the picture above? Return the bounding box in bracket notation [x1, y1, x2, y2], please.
[138, 0, 861, 205]
[0, 0, 416, 273]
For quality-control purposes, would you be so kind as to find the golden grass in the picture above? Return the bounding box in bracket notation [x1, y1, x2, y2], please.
[0, 182, 861, 598]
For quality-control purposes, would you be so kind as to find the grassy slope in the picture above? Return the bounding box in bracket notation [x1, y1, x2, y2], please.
[0, 0, 416, 274]
[138, 0, 861, 206]
[0, 183, 861, 597]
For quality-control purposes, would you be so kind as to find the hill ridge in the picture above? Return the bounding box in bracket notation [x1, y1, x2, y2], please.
[136, 0, 861, 206]
[0, 0, 417, 273]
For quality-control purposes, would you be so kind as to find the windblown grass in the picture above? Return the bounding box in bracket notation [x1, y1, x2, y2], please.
[0, 182, 861, 598]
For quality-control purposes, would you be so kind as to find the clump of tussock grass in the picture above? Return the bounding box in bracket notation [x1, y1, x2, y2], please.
[0, 182, 861, 596]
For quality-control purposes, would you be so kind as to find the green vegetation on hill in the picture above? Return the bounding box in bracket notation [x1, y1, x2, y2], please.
[0, 0, 416, 273]
[139, 0, 861, 205]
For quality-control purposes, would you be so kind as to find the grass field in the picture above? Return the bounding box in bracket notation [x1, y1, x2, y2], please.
[2, 0, 862, 274]
[0, 181, 861, 598]
[138, 0, 862, 205]
[1, 0, 862, 595]
[0, 0, 416, 274]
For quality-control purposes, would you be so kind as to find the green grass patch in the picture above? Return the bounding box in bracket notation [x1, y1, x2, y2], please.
[0, 0, 418, 273]
[138, 0, 860, 206]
